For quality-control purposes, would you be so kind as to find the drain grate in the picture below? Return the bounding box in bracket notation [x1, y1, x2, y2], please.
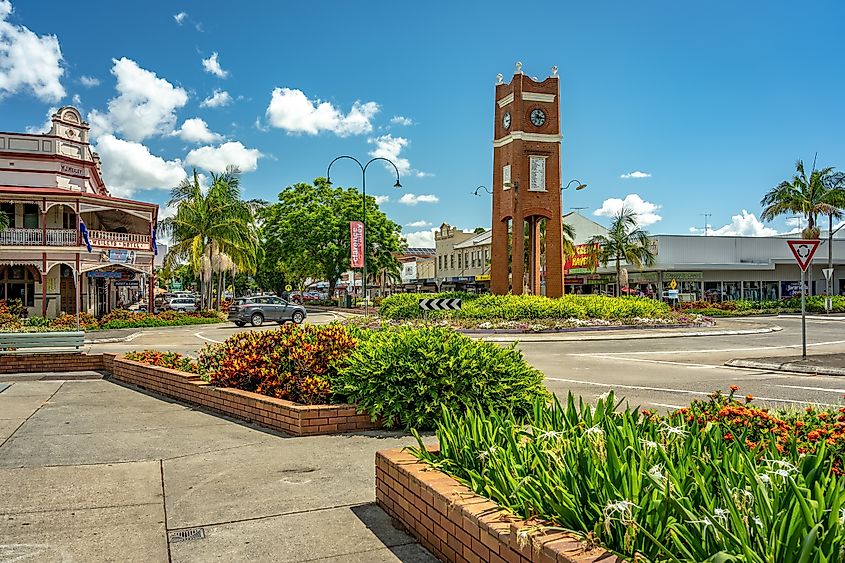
[168, 528, 206, 543]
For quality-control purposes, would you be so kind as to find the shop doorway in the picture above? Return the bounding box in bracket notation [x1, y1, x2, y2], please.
[59, 266, 76, 315]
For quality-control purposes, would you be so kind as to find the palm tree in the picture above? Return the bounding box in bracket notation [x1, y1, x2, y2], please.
[761, 160, 845, 239]
[0, 208, 8, 231]
[588, 207, 655, 296]
[161, 167, 258, 310]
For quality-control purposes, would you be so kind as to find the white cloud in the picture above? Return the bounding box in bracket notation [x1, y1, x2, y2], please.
[95, 134, 187, 198]
[415, 171, 434, 178]
[594, 193, 662, 226]
[404, 229, 436, 248]
[391, 115, 413, 126]
[185, 141, 261, 173]
[399, 193, 439, 205]
[201, 52, 228, 78]
[265, 87, 379, 136]
[620, 171, 652, 179]
[0, 0, 65, 102]
[785, 217, 804, 228]
[173, 117, 223, 143]
[173, 12, 187, 25]
[253, 116, 269, 132]
[25, 105, 56, 134]
[374, 195, 389, 205]
[368, 134, 410, 175]
[79, 75, 100, 87]
[200, 88, 231, 108]
[71, 93, 81, 106]
[87, 57, 188, 141]
[707, 210, 778, 237]
[406, 220, 431, 228]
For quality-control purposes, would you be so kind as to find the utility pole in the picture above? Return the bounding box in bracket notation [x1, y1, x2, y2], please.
[701, 213, 711, 236]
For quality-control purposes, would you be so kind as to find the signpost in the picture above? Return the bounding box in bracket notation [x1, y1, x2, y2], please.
[823, 268, 834, 312]
[787, 239, 821, 359]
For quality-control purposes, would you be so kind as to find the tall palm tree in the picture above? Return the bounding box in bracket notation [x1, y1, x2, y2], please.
[761, 160, 845, 239]
[161, 167, 258, 310]
[588, 207, 655, 296]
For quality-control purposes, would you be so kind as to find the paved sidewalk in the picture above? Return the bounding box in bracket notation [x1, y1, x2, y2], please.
[0, 378, 437, 563]
[726, 353, 845, 376]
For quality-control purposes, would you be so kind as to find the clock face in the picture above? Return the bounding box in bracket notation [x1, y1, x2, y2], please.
[530, 108, 546, 127]
[502, 112, 511, 130]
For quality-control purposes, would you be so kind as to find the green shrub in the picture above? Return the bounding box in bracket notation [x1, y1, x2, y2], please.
[379, 292, 671, 321]
[412, 392, 845, 562]
[331, 326, 549, 429]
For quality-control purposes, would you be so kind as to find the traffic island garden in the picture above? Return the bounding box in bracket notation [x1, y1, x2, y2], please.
[375, 293, 712, 332]
[677, 296, 845, 317]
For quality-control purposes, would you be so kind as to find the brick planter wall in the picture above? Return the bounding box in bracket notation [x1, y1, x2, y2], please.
[0, 353, 104, 374]
[376, 448, 620, 563]
[106, 354, 379, 437]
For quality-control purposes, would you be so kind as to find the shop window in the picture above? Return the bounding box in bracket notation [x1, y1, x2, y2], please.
[725, 282, 741, 301]
[762, 281, 778, 301]
[743, 281, 762, 301]
[704, 281, 722, 302]
[458, 254, 462, 269]
[450, 255, 454, 269]
[0, 203, 13, 228]
[0, 266, 36, 308]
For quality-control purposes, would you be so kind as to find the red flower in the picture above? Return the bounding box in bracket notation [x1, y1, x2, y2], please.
[729, 385, 740, 392]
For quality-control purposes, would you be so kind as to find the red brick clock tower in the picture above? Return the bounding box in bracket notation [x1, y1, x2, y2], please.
[490, 63, 564, 297]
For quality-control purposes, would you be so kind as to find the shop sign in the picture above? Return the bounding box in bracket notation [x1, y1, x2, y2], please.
[564, 276, 585, 285]
[88, 271, 122, 278]
[665, 271, 702, 282]
[108, 249, 137, 264]
[781, 281, 807, 298]
[629, 271, 659, 283]
[584, 275, 614, 285]
[564, 244, 598, 274]
[475, 274, 491, 281]
[114, 281, 140, 287]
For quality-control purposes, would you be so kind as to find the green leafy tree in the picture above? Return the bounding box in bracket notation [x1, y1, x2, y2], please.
[761, 160, 845, 239]
[0, 207, 8, 231]
[161, 167, 259, 309]
[589, 207, 655, 296]
[262, 178, 405, 297]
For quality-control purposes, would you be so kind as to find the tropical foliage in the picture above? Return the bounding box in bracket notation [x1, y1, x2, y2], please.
[161, 167, 260, 310]
[261, 178, 405, 297]
[411, 388, 845, 562]
[332, 326, 548, 429]
[680, 297, 845, 317]
[588, 206, 655, 296]
[761, 160, 845, 239]
[379, 292, 672, 321]
[125, 350, 198, 373]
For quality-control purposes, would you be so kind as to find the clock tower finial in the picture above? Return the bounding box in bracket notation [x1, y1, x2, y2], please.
[515, 61, 523, 74]
[489, 66, 564, 297]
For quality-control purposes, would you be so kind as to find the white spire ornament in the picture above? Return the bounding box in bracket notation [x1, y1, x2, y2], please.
[515, 61, 523, 74]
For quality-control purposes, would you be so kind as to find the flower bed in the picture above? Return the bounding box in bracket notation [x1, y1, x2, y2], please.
[126, 323, 548, 429]
[678, 296, 845, 317]
[409, 388, 845, 562]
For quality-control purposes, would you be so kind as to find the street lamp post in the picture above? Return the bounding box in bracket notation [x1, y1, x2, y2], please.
[472, 185, 492, 196]
[326, 156, 402, 316]
[561, 179, 587, 294]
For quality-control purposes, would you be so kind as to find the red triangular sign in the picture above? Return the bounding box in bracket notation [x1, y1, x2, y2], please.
[787, 239, 821, 271]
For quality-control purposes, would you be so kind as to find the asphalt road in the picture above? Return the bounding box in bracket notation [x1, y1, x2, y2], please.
[86, 313, 845, 412]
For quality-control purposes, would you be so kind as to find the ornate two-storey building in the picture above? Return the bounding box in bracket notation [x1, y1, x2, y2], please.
[0, 106, 157, 318]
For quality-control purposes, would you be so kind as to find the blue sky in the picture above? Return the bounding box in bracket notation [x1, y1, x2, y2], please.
[2, 0, 844, 247]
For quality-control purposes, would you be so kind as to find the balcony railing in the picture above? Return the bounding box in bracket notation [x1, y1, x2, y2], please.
[46, 229, 77, 246]
[0, 228, 42, 245]
[0, 227, 150, 250]
[88, 230, 151, 250]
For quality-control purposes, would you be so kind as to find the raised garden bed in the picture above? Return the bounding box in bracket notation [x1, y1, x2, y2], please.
[104, 354, 379, 436]
[376, 447, 619, 563]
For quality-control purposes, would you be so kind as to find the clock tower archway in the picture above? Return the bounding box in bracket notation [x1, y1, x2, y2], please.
[490, 64, 564, 297]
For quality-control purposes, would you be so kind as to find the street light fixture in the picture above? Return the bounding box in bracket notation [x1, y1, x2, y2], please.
[563, 179, 587, 191]
[472, 185, 492, 196]
[326, 156, 402, 316]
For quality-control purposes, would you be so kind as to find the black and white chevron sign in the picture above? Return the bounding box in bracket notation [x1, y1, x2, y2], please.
[419, 298, 462, 311]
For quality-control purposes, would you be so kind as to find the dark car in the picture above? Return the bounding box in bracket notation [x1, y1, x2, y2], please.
[227, 296, 306, 327]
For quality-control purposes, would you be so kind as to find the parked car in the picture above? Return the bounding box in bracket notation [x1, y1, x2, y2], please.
[227, 296, 306, 327]
[168, 297, 198, 312]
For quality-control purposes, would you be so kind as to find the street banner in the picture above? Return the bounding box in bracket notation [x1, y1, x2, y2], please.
[350, 221, 365, 268]
[564, 243, 599, 274]
[787, 239, 820, 271]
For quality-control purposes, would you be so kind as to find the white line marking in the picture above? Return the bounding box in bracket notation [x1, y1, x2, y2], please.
[544, 377, 840, 407]
[649, 402, 685, 410]
[775, 384, 845, 394]
[778, 315, 845, 321]
[194, 332, 223, 344]
[583, 355, 718, 369]
[570, 339, 845, 356]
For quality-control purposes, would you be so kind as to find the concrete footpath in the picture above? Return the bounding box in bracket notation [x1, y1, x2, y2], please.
[726, 353, 845, 376]
[0, 378, 437, 563]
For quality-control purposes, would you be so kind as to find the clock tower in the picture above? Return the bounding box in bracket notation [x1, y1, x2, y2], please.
[490, 63, 564, 297]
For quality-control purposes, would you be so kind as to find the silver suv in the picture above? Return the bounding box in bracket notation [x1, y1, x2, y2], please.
[228, 296, 307, 327]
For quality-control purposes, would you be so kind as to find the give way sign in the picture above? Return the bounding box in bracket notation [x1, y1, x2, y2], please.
[787, 239, 821, 271]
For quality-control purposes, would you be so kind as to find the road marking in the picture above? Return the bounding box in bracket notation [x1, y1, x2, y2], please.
[569, 339, 845, 356]
[778, 315, 845, 321]
[649, 402, 686, 410]
[580, 355, 718, 369]
[544, 377, 840, 407]
[775, 384, 845, 394]
[194, 332, 223, 344]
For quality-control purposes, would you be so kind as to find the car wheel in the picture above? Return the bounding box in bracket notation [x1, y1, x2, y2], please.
[234, 321, 245, 327]
[250, 313, 264, 327]
[292, 311, 305, 324]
